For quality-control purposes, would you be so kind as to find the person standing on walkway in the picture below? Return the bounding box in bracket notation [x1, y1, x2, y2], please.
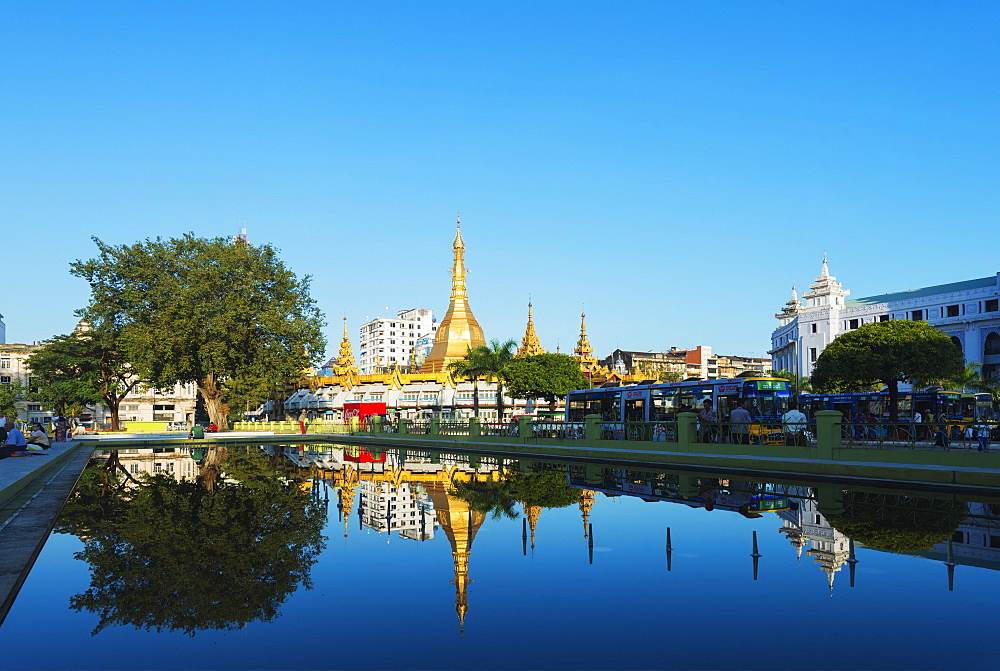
[698, 400, 717, 443]
[54, 416, 69, 442]
[782, 402, 808, 446]
[729, 399, 751, 444]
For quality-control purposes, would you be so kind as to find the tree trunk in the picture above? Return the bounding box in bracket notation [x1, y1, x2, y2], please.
[888, 379, 899, 422]
[199, 374, 231, 430]
[497, 384, 506, 421]
[103, 394, 122, 431]
[472, 379, 480, 418]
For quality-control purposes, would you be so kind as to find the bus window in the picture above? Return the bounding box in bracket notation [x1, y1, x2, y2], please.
[678, 386, 712, 412]
[746, 394, 787, 420]
[650, 388, 677, 420]
[599, 395, 622, 421]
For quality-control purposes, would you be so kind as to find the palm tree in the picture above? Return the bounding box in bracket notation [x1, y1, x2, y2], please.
[447, 347, 487, 418]
[951, 362, 985, 393]
[476, 339, 517, 421]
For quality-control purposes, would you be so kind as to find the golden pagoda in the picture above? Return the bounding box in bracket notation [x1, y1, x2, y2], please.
[333, 316, 359, 376]
[573, 311, 610, 378]
[421, 221, 487, 373]
[516, 301, 545, 358]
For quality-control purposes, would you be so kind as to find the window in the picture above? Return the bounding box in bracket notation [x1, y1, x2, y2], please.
[879, 314, 889, 322]
[987, 299, 999, 313]
[0, 359, 9, 369]
[911, 310, 923, 320]
[810, 348, 817, 363]
[0, 376, 10, 388]
[849, 319, 859, 329]
[27, 404, 41, 411]
[153, 404, 175, 411]
[946, 305, 960, 317]
[810, 324, 817, 333]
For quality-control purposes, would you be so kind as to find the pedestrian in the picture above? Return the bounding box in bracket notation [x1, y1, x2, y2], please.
[782, 402, 808, 446]
[698, 400, 717, 443]
[54, 416, 69, 443]
[976, 422, 991, 452]
[729, 399, 751, 445]
[912, 408, 923, 441]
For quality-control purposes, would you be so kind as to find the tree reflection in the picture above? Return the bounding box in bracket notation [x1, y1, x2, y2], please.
[451, 468, 579, 518]
[61, 447, 326, 635]
[825, 491, 967, 554]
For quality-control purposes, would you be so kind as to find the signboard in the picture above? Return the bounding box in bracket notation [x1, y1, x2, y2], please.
[756, 380, 788, 391]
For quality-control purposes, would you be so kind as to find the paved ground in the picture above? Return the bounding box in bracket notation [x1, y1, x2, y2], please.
[0, 441, 94, 625]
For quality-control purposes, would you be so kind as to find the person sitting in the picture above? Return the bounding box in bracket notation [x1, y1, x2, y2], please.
[1, 421, 28, 457]
[26, 423, 50, 449]
[188, 424, 205, 439]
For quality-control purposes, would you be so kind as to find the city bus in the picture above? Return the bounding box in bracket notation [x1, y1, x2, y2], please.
[797, 390, 992, 422]
[564, 377, 792, 441]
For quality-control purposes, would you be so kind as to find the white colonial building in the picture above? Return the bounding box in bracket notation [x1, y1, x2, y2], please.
[358, 308, 438, 374]
[770, 259, 1000, 379]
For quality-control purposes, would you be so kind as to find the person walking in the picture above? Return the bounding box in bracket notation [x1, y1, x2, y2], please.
[729, 399, 752, 445]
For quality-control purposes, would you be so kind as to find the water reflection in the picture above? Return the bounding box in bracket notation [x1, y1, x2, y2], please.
[56, 447, 326, 635]
[60, 443, 1000, 639]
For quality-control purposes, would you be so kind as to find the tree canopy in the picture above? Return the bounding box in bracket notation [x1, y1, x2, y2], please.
[451, 467, 581, 519]
[26, 329, 138, 428]
[70, 235, 326, 429]
[502, 353, 588, 411]
[810, 320, 965, 420]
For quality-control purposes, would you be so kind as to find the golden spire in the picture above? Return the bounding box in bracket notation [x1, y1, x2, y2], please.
[516, 301, 545, 358]
[422, 220, 487, 373]
[574, 311, 596, 364]
[334, 316, 359, 376]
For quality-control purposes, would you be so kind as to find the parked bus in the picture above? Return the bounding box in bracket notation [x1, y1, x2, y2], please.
[797, 390, 991, 423]
[565, 377, 791, 423]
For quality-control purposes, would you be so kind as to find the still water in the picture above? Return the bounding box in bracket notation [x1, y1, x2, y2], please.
[1, 442, 999, 670]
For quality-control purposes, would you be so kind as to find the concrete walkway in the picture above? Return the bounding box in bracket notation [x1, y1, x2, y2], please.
[0, 441, 94, 625]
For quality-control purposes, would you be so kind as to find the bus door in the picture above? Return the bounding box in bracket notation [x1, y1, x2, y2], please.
[623, 389, 649, 422]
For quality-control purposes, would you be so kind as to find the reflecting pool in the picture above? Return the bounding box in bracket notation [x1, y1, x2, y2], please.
[2, 442, 999, 670]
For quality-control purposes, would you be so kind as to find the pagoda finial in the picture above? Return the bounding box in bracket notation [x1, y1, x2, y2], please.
[334, 316, 358, 376]
[516, 299, 545, 358]
[820, 254, 829, 278]
[574, 311, 596, 364]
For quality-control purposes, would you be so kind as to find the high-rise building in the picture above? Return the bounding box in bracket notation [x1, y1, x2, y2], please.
[358, 308, 437, 374]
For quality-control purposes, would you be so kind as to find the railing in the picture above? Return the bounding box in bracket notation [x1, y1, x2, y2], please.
[438, 422, 470, 436]
[692, 421, 810, 446]
[841, 421, 998, 451]
[481, 422, 516, 437]
[406, 421, 431, 435]
[531, 421, 586, 439]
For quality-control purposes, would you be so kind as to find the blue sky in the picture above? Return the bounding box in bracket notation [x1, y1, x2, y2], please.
[4, 1, 999, 362]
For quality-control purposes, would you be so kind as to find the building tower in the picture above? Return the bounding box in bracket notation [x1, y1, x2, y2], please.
[421, 221, 487, 373]
[334, 316, 359, 376]
[516, 301, 545, 358]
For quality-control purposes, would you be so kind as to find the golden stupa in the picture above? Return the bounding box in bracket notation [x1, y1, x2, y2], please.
[421, 221, 487, 373]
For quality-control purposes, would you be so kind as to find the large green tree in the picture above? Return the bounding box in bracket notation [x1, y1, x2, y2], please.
[60, 447, 326, 635]
[502, 353, 588, 412]
[70, 235, 326, 429]
[810, 320, 965, 420]
[26, 329, 139, 429]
